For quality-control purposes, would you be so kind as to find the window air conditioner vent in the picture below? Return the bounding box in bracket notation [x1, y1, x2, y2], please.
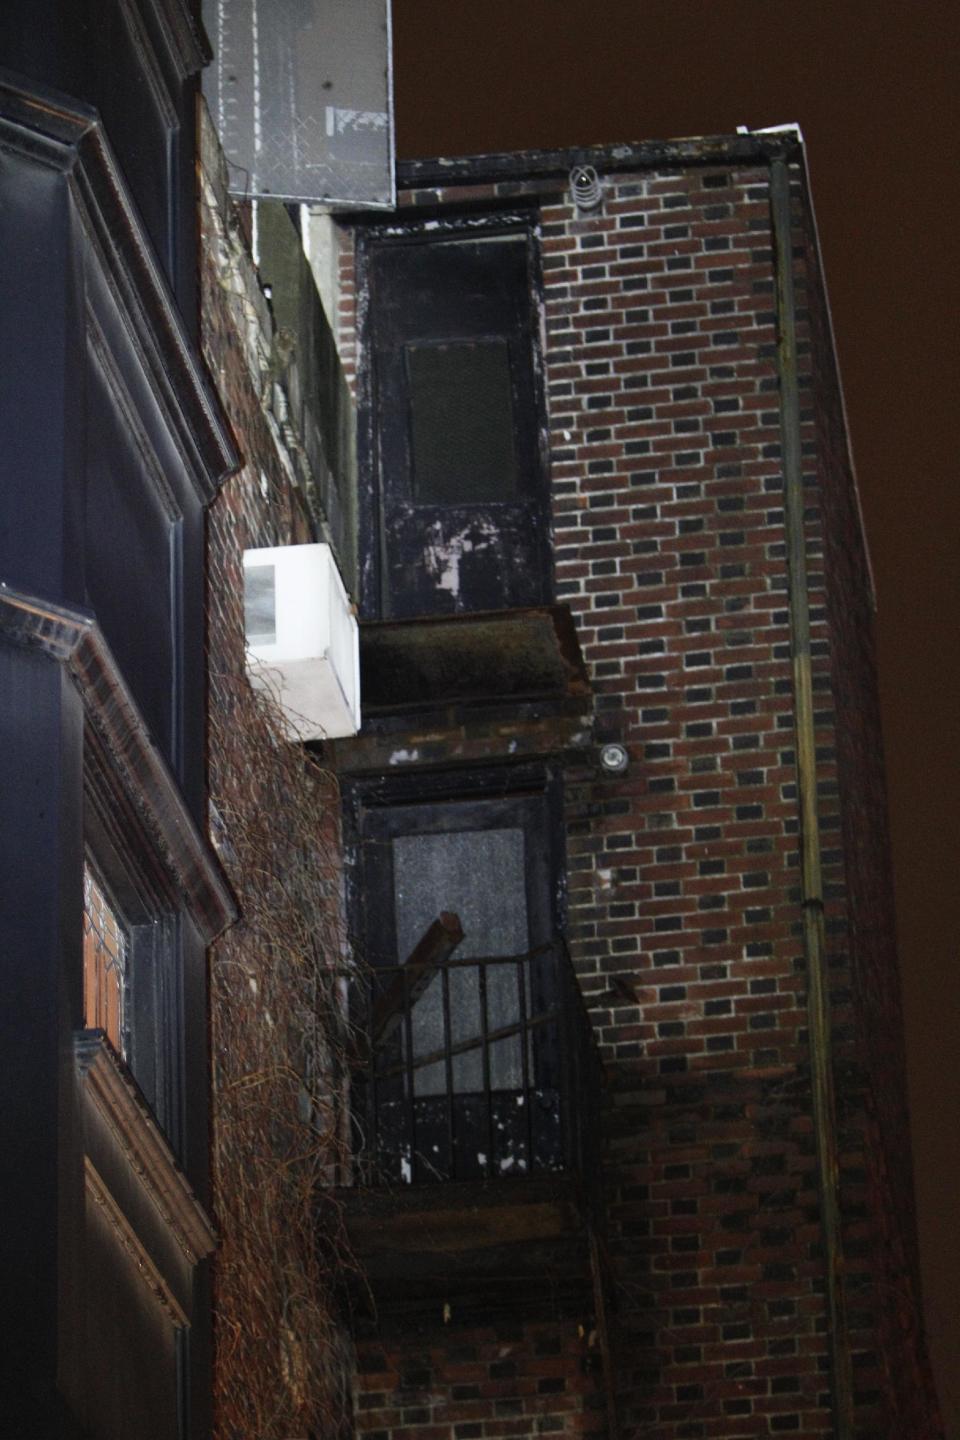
[242, 543, 360, 740]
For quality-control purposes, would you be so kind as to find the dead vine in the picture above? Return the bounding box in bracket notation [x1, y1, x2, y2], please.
[208, 668, 357, 1440]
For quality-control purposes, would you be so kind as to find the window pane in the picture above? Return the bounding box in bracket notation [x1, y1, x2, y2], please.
[244, 564, 277, 645]
[83, 863, 128, 1055]
[392, 827, 527, 962]
[405, 340, 519, 505]
[392, 827, 528, 1096]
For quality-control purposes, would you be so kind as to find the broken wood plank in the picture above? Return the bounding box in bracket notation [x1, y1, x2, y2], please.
[369, 911, 464, 1044]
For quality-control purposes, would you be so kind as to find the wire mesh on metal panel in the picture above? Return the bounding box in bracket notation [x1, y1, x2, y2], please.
[203, 0, 394, 206]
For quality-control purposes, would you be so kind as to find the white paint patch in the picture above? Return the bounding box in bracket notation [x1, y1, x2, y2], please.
[421, 519, 500, 597]
[389, 748, 420, 766]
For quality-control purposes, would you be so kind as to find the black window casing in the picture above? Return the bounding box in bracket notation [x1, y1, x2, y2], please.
[356, 210, 552, 621]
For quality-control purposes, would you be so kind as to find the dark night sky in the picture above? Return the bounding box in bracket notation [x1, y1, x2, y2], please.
[391, 1, 959, 1425]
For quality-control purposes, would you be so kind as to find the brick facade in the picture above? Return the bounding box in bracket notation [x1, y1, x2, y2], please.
[331, 148, 941, 1439]
[199, 107, 353, 1439]
[198, 113, 940, 1439]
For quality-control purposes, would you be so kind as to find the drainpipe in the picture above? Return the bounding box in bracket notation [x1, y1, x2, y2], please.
[770, 158, 854, 1440]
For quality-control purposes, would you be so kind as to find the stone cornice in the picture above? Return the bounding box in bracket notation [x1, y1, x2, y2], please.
[0, 585, 237, 944]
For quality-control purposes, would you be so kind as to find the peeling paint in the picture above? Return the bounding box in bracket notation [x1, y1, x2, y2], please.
[421, 518, 501, 598]
[388, 748, 420, 766]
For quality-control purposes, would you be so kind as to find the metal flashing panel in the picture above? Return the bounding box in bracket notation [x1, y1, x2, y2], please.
[358, 606, 592, 714]
[202, 0, 394, 207]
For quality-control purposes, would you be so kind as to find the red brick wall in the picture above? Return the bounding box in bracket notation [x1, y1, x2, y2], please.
[341, 154, 941, 1439]
[356, 1323, 605, 1440]
[199, 109, 353, 1440]
[543, 159, 838, 1440]
[194, 114, 937, 1435]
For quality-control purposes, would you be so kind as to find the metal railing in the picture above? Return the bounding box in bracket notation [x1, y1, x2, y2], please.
[350, 918, 601, 1187]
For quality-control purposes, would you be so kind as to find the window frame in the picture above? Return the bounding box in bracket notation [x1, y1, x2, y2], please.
[355, 206, 552, 621]
[344, 763, 568, 1184]
[83, 729, 186, 1154]
[82, 859, 130, 1057]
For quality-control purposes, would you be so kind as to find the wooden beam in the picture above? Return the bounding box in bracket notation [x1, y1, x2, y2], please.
[369, 911, 464, 1043]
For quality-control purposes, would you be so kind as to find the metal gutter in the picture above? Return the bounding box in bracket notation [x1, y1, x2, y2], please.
[770, 157, 854, 1440]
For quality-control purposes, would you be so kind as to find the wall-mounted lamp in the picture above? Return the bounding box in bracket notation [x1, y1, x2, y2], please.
[569, 163, 603, 212]
[599, 742, 629, 774]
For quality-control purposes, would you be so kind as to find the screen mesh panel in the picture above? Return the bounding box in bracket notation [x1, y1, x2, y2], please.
[405, 340, 519, 505]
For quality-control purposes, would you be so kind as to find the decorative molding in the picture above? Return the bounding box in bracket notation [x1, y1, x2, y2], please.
[86, 303, 183, 523]
[76, 1030, 217, 1266]
[0, 72, 98, 171]
[84, 1156, 189, 1328]
[0, 585, 237, 943]
[117, 0, 181, 132]
[0, 73, 238, 497]
[69, 124, 237, 502]
[145, 0, 211, 78]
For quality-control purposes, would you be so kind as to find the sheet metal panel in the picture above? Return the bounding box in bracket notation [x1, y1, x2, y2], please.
[203, 0, 393, 207]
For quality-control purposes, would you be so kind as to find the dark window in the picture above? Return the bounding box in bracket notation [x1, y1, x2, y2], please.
[361, 223, 550, 619]
[82, 829, 183, 1145]
[349, 771, 567, 1184]
[390, 820, 529, 1098]
[405, 339, 519, 505]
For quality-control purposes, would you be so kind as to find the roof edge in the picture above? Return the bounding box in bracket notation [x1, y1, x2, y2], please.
[396, 129, 804, 190]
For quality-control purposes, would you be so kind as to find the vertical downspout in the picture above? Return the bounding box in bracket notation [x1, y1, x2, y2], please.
[770, 158, 854, 1440]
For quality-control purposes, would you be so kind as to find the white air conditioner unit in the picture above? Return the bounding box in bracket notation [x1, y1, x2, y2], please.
[242, 543, 360, 740]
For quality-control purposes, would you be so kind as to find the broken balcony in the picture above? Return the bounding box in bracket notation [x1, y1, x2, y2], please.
[334, 914, 605, 1319]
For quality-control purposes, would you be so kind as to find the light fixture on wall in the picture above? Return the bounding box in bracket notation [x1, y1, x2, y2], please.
[569, 163, 603, 212]
[599, 742, 629, 775]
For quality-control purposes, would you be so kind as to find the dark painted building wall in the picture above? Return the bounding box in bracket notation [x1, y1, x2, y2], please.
[0, 4, 235, 1434]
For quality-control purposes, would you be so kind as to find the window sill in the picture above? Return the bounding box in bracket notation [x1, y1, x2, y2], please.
[74, 1029, 217, 1266]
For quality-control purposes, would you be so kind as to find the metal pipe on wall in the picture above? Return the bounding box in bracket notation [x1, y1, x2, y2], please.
[770, 156, 854, 1440]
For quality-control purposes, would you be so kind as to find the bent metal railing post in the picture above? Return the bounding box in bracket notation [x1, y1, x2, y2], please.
[354, 917, 601, 1187]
